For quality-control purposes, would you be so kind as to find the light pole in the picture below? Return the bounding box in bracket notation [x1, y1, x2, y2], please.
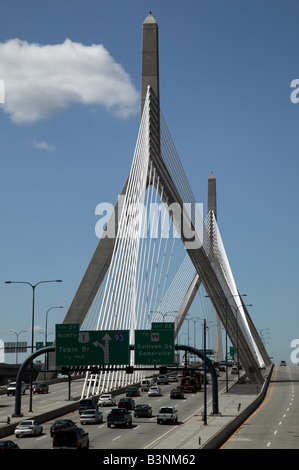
[205, 293, 247, 392]
[184, 317, 200, 364]
[45, 306, 63, 378]
[5, 279, 62, 412]
[228, 303, 252, 382]
[150, 310, 177, 322]
[8, 329, 26, 364]
[203, 318, 207, 425]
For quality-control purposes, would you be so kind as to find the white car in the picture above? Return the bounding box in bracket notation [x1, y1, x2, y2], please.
[98, 394, 116, 406]
[7, 381, 26, 396]
[168, 374, 178, 382]
[79, 409, 103, 424]
[148, 386, 162, 397]
[14, 420, 43, 438]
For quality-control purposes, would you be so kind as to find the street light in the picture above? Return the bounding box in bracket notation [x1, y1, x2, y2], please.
[184, 317, 200, 364]
[45, 306, 63, 378]
[228, 303, 253, 381]
[5, 279, 62, 412]
[205, 293, 247, 392]
[8, 329, 26, 364]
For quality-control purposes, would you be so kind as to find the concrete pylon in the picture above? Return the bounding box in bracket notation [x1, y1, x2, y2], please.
[207, 172, 223, 362]
[141, 12, 159, 116]
[208, 172, 217, 220]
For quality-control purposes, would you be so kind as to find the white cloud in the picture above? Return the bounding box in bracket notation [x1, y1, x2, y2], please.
[0, 38, 139, 124]
[32, 139, 55, 151]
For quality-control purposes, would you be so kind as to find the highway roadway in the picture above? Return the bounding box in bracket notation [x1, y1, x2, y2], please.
[221, 365, 299, 449]
[0, 370, 233, 449]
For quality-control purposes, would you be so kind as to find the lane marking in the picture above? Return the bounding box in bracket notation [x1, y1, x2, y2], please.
[220, 366, 278, 449]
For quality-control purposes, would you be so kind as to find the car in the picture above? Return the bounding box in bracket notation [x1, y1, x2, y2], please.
[156, 375, 168, 385]
[7, 381, 26, 396]
[33, 382, 49, 394]
[0, 440, 19, 449]
[79, 409, 103, 425]
[107, 408, 132, 428]
[118, 397, 135, 410]
[14, 420, 43, 438]
[126, 386, 140, 397]
[50, 419, 77, 437]
[231, 366, 238, 374]
[79, 397, 98, 415]
[141, 378, 155, 391]
[134, 404, 153, 417]
[170, 388, 184, 399]
[168, 374, 178, 382]
[280, 360, 286, 366]
[98, 394, 117, 406]
[52, 427, 89, 449]
[148, 386, 162, 397]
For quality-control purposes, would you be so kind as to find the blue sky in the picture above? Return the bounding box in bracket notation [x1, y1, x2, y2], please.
[0, 0, 298, 366]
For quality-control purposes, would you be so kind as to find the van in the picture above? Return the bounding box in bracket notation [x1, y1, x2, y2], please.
[141, 378, 155, 391]
[78, 398, 98, 415]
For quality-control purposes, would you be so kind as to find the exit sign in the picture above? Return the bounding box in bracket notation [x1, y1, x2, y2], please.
[55, 324, 130, 367]
[134, 325, 174, 365]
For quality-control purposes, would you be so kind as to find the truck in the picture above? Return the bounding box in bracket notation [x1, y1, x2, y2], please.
[179, 370, 201, 393]
[156, 406, 178, 424]
[107, 408, 132, 428]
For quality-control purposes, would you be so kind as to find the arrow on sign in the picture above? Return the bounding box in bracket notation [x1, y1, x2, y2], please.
[93, 333, 112, 363]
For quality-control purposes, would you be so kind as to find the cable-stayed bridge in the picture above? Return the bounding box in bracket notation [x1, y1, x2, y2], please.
[46, 13, 271, 397]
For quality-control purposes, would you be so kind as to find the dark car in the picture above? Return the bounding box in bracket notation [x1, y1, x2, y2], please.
[50, 419, 77, 437]
[0, 440, 19, 449]
[126, 386, 140, 397]
[134, 404, 152, 417]
[33, 382, 49, 394]
[79, 398, 98, 415]
[170, 388, 184, 399]
[52, 427, 89, 449]
[118, 397, 135, 410]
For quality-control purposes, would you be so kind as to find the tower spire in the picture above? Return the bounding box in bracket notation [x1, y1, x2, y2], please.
[141, 12, 159, 117]
[207, 171, 217, 220]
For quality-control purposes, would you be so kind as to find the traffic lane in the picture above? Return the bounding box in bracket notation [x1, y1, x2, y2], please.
[1, 369, 232, 449]
[0, 379, 85, 419]
[267, 366, 299, 449]
[3, 383, 208, 449]
[222, 366, 299, 449]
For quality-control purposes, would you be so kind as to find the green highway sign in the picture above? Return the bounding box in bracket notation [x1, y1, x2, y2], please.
[134, 325, 175, 365]
[151, 322, 174, 330]
[55, 324, 130, 367]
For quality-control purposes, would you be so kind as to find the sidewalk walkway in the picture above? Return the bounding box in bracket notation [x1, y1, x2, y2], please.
[151, 381, 265, 449]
